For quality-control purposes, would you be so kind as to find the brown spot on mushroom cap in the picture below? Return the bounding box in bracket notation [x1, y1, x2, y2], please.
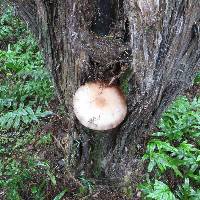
[73, 81, 127, 131]
[95, 97, 106, 107]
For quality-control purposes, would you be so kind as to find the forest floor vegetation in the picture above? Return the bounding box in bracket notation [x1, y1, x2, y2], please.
[0, 4, 199, 200]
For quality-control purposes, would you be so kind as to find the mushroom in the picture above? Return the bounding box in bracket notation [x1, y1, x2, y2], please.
[73, 81, 127, 130]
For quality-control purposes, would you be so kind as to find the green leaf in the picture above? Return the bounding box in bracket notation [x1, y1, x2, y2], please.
[147, 159, 156, 172]
[13, 115, 21, 129]
[147, 180, 176, 200]
[26, 106, 38, 122]
[21, 114, 30, 124]
[152, 132, 166, 137]
[47, 171, 57, 186]
[196, 155, 200, 162]
[31, 186, 38, 194]
[53, 189, 68, 200]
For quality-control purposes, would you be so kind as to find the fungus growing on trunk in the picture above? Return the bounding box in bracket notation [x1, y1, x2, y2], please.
[73, 81, 127, 130]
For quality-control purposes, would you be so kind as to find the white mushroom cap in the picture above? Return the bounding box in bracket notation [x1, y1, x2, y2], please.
[73, 81, 127, 130]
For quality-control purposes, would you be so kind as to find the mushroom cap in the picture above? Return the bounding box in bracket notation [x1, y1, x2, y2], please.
[73, 81, 127, 130]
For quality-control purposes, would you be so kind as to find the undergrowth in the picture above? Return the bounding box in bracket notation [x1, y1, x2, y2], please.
[139, 97, 200, 200]
[0, 5, 68, 200]
[0, 4, 25, 46]
[0, 5, 50, 126]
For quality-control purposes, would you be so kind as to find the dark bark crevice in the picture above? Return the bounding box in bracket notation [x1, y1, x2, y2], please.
[90, 0, 126, 38]
[91, 0, 114, 36]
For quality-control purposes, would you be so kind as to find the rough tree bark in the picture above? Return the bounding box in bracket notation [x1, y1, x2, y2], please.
[10, 0, 200, 189]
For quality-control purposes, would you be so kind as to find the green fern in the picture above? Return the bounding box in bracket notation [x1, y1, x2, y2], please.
[0, 6, 25, 41]
[155, 97, 200, 141]
[0, 105, 52, 130]
[0, 5, 57, 199]
[176, 179, 200, 200]
[140, 97, 200, 199]
[139, 180, 176, 200]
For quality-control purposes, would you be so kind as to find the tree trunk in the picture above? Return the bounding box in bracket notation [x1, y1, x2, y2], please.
[10, 0, 200, 189]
